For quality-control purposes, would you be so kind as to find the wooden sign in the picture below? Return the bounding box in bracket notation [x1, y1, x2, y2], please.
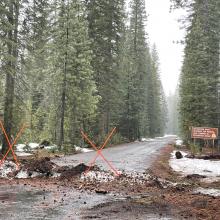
[191, 127, 218, 139]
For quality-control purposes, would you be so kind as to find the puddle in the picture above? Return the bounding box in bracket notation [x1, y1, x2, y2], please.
[0, 184, 111, 219]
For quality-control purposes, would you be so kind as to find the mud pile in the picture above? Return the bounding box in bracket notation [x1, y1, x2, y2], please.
[23, 157, 57, 176]
[60, 163, 94, 179]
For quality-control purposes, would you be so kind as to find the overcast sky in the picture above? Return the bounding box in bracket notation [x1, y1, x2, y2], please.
[145, 0, 186, 95]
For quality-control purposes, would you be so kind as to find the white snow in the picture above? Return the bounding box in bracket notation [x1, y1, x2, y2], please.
[15, 170, 40, 179]
[28, 143, 40, 149]
[175, 139, 183, 146]
[74, 146, 93, 153]
[16, 170, 29, 179]
[16, 152, 33, 157]
[170, 151, 220, 181]
[81, 171, 115, 182]
[0, 161, 17, 178]
[44, 145, 57, 150]
[16, 144, 26, 152]
[81, 170, 151, 184]
[140, 138, 155, 142]
[194, 187, 220, 197]
[164, 134, 177, 138]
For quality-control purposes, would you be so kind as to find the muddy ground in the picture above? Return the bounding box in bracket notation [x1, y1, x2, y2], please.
[0, 143, 220, 219]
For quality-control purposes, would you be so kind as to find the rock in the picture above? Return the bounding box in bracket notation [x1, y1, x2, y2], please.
[95, 190, 108, 194]
[40, 140, 50, 146]
[175, 151, 183, 159]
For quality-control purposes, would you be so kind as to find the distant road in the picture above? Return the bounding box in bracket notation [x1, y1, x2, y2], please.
[53, 136, 176, 173]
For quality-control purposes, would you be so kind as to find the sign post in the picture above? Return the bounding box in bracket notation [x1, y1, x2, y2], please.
[191, 127, 218, 154]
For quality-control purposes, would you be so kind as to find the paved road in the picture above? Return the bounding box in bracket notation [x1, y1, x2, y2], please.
[53, 136, 176, 174]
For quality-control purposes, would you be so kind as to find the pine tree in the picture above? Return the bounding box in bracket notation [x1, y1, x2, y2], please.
[178, 0, 220, 140]
[149, 45, 167, 136]
[0, 0, 21, 153]
[51, 0, 98, 147]
[121, 0, 151, 140]
[85, 0, 125, 138]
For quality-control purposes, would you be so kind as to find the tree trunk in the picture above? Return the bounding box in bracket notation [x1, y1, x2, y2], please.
[58, 0, 69, 149]
[2, 1, 19, 154]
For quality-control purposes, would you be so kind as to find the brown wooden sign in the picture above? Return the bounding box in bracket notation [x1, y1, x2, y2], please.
[191, 127, 218, 139]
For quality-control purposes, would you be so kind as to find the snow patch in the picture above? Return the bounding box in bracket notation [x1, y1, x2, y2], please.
[175, 139, 183, 146]
[16, 170, 29, 179]
[140, 138, 155, 142]
[170, 151, 220, 182]
[16, 144, 26, 152]
[16, 152, 33, 157]
[28, 143, 40, 149]
[0, 161, 17, 178]
[194, 187, 220, 197]
[81, 170, 151, 184]
[74, 146, 93, 153]
[81, 171, 115, 182]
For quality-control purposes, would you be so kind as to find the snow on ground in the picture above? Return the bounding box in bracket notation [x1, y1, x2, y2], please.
[194, 187, 220, 197]
[16, 152, 33, 157]
[140, 138, 155, 142]
[44, 145, 57, 150]
[81, 170, 151, 184]
[16, 144, 26, 152]
[170, 151, 220, 181]
[175, 139, 183, 146]
[74, 146, 93, 153]
[164, 134, 177, 138]
[81, 171, 115, 182]
[28, 143, 40, 149]
[0, 161, 17, 178]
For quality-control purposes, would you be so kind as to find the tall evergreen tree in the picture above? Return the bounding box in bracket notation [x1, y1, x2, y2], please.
[176, 0, 220, 140]
[51, 0, 98, 147]
[0, 0, 21, 153]
[85, 0, 125, 137]
[121, 0, 151, 140]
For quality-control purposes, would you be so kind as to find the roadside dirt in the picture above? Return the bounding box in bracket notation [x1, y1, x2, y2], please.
[145, 145, 220, 220]
[1, 144, 220, 219]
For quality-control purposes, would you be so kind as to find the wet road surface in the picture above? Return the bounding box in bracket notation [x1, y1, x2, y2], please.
[53, 136, 175, 174]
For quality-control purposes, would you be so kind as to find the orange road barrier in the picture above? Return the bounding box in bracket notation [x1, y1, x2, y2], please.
[0, 120, 26, 169]
[81, 127, 120, 176]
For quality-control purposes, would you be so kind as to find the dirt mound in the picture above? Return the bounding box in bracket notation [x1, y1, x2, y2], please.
[23, 157, 56, 176]
[60, 163, 91, 179]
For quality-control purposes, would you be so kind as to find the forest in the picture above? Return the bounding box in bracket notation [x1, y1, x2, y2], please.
[0, 0, 219, 154]
[171, 0, 220, 142]
[0, 0, 167, 153]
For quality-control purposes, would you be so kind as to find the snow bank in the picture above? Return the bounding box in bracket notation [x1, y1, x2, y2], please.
[194, 187, 220, 197]
[74, 146, 93, 153]
[170, 151, 220, 181]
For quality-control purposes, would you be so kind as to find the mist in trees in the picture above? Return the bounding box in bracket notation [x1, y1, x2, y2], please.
[0, 0, 168, 152]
